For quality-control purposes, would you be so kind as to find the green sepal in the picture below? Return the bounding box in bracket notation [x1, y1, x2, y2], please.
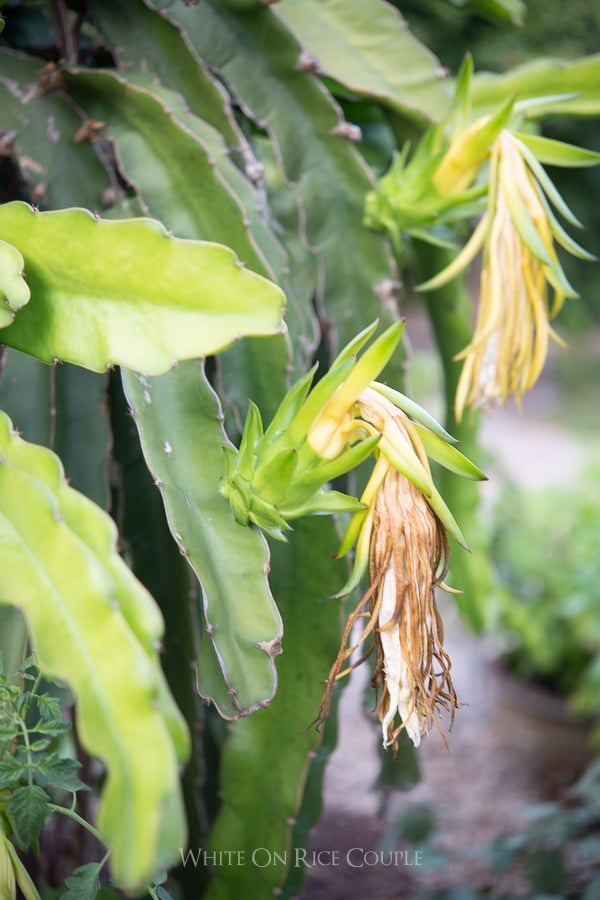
[220, 472, 252, 527]
[380, 437, 433, 498]
[414, 425, 487, 480]
[515, 138, 584, 228]
[540, 194, 598, 262]
[502, 179, 552, 264]
[513, 93, 580, 116]
[433, 95, 515, 196]
[0, 239, 30, 328]
[291, 433, 381, 498]
[449, 54, 474, 135]
[426, 484, 470, 550]
[259, 365, 317, 447]
[331, 510, 373, 599]
[253, 448, 298, 503]
[321, 321, 405, 422]
[248, 494, 293, 536]
[237, 402, 264, 481]
[416, 214, 488, 292]
[289, 323, 404, 446]
[332, 319, 380, 367]
[222, 444, 240, 483]
[505, 174, 579, 298]
[287, 358, 355, 444]
[544, 259, 579, 302]
[253, 522, 291, 544]
[514, 132, 600, 168]
[282, 490, 366, 518]
[365, 140, 487, 240]
[335, 508, 369, 559]
[464, 94, 515, 160]
[408, 228, 459, 250]
[372, 381, 457, 443]
[331, 563, 365, 600]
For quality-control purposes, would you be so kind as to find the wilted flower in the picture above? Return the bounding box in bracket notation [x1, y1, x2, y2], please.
[366, 57, 599, 421]
[316, 389, 461, 751]
[221, 324, 485, 749]
[420, 129, 596, 419]
[370, 467, 456, 749]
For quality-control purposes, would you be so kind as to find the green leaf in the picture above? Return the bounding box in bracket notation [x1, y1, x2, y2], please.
[27, 738, 51, 752]
[0, 608, 27, 684]
[524, 848, 566, 893]
[279, 684, 340, 900]
[472, 55, 600, 119]
[108, 376, 209, 895]
[205, 518, 345, 898]
[121, 362, 283, 718]
[0, 412, 188, 890]
[32, 753, 89, 793]
[0, 721, 19, 742]
[61, 862, 102, 900]
[0, 48, 116, 211]
[274, 0, 449, 122]
[468, 0, 525, 25]
[88, 0, 242, 152]
[60, 67, 270, 270]
[0, 202, 285, 375]
[29, 718, 70, 738]
[163, 1, 401, 369]
[7, 784, 52, 847]
[61, 59, 291, 420]
[35, 693, 63, 723]
[0, 758, 25, 789]
[0, 349, 112, 508]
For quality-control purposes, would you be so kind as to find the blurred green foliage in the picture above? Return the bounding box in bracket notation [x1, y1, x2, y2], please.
[490, 466, 600, 733]
[397, 0, 600, 73]
[420, 762, 600, 897]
